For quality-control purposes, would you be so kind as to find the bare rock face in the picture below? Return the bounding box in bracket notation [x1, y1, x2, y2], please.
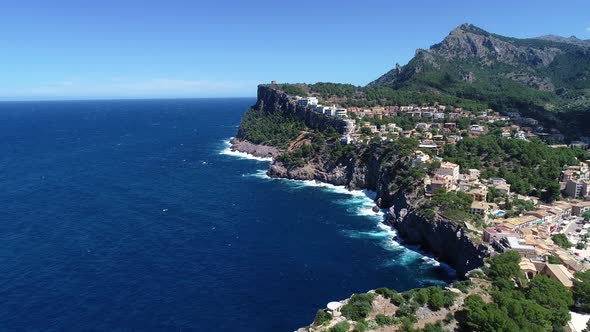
[431, 23, 562, 67]
[229, 138, 281, 158]
[386, 190, 489, 276]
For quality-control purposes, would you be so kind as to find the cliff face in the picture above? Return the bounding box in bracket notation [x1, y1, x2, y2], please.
[236, 86, 488, 276]
[268, 143, 398, 208]
[387, 190, 488, 276]
[236, 85, 347, 140]
[269, 151, 488, 276]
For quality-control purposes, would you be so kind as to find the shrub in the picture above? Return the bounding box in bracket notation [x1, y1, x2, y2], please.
[396, 302, 418, 317]
[375, 314, 397, 326]
[422, 322, 447, 332]
[573, 270, 590, 312]
[313, 309, 332, 326]
[352, 320, 368, 332]
[329, 321, 350, 332]
[552, 234, 573, 249]
[454, 280, 472, 293]
[341, 294, 376, 321]
[375, 287, 405, 305]
[547, 255, 561, 264]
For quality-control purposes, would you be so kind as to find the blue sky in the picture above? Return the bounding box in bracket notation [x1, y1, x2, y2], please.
[1, 0, 589, 100]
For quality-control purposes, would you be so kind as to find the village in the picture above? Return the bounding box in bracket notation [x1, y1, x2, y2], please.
[295, 95, 590, 291]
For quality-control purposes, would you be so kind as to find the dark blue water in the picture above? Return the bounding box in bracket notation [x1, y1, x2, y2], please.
[0, 99, 454, 331]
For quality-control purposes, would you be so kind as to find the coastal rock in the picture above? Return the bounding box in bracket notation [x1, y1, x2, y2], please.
[236, 86, 488, 276]
[387, 190, 489, 276]
[229, 138, 281, 158]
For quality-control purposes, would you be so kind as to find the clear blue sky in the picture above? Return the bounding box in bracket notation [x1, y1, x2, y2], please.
[1, 0, 589, 100]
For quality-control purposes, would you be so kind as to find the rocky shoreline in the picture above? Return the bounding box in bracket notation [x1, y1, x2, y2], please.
[229, 138, 281, 159]
[232, 85, 488, 277]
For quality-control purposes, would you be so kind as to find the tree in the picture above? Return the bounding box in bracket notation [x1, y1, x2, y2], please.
[583, 211, 590, 221]
[487, 251, 523, 289]
[574, 270, 590, 312]
[552, 234, 573, 249]
[360, 126, 372, 135]
[329, 321, 350, 332]
[541, 182, 561, 203]
[313, 310, 332, 326]
[341, 294, 375, 321]
[526, 275, 573, 327]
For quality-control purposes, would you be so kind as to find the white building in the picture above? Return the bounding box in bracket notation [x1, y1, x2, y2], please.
[296, 96, 319, 106]
[335, 108, 347, 118]
[435, 162, 460, 181]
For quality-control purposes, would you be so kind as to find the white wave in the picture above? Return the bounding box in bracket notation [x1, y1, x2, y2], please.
[234, 150, 452, 275]
[219, 139, 273, 162]
[242, 169, 270, 179]
[344, 229, 393, 239]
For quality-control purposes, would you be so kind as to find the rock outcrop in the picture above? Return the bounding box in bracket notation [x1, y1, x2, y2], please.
[229, 138, 281, 158]
[236, 86, 488, 276]
[387, 190, 488, 276]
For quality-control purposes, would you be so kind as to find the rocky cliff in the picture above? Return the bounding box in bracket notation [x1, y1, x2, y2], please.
[237, 85, 347, 139]
[269, 159, 488, 277]
[387, 190, 488, 276]
[268, 141, 488, 276]
[235, 86, 488, 276]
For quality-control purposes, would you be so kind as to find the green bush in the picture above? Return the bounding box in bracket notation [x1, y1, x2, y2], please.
[547, 255, 561, 264]
[352, 320, 368, 332]
[552, 234, 573, 249]
[238, 108, 304, 148]
[329, 321, 350, 332]
[422, 322, 447, 332]
[341, 294, 376, 321]
[396, 302, 418, 317]
[375, 314, 397, 326]
[454, 280, 473, 293]
[573, 270, 590, 312]
[375, 287, 405, 305]
[313, 309, 332, 326]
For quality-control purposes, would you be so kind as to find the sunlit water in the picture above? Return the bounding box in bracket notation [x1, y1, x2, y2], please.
[0, 98, 454, 331]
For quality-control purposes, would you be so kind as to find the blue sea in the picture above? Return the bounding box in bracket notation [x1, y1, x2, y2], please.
[0, 98, 454, 331]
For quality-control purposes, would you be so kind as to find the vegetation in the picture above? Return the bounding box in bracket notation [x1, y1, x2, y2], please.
[573, 270, 590, 313]
[552, 233, 573, 249]
[313, 309, 332, 326]
[278, 84, 308, 97]
[370, 24, 590, 137]
[305, 82, 489, 111]
[547, 255, 561, 264]
[460, 251, 573, 331]
[375, 314, 397, 326]
[454, 280, 473, 294]
[443, 135, 588, 202]
[421, 188, 474, 222]
[329, 321, 350, 332]
[341, 293, 376, 321]
[375, 287, 405, 305]
[238, 108, 304, 147]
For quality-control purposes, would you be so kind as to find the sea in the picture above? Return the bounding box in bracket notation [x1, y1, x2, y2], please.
[0, 98, 455, 331]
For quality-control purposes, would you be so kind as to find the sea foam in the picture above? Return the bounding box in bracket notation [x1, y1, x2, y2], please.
[223, 142, 454, 275]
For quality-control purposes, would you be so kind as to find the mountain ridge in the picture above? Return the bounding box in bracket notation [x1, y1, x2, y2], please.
[369, 23, 590, 136]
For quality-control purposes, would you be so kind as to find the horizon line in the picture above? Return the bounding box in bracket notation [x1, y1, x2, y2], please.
[0, 95, 257, 103]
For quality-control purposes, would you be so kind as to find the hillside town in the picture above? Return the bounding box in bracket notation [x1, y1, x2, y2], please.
[294, 94, 590, 292]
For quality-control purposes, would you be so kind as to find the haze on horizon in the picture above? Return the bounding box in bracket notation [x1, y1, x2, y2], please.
[2, 0, 590, 101]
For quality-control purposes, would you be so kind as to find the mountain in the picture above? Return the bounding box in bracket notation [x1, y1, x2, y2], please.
[370, 24, 590, 136]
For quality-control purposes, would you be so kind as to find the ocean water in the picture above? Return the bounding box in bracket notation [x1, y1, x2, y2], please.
[0, 98, 454, 331]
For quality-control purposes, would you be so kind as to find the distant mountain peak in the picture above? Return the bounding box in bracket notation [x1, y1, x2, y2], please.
[450, 23, 487, 35]
[535, 34, 590, 47]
